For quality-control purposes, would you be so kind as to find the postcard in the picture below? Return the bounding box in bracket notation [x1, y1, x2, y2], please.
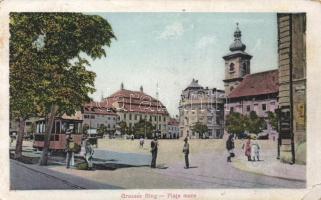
[1, 0, 321, 200]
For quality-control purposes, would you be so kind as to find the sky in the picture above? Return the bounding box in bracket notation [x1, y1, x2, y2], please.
[85, 13, 278, 117]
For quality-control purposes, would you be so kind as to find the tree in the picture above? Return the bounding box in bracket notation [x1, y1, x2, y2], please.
[267, 111, 279, 131]
[245, 111, 267, 135]
[97, 124, 107, 138]
[191, 121, 208, 138]
[9, 13, 115, 165]
[225, 112, 246, 135]
[133, 119, 155, 139]
[118, 121, 128, 135]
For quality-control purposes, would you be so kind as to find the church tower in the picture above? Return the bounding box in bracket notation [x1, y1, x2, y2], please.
[223, 23, 252, 95]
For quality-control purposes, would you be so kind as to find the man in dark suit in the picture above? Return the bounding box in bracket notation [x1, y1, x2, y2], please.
[150, 136, 158, 168]
[183, 137, 190, 169]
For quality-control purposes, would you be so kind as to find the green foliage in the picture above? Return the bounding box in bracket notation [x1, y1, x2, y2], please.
[225, 112, 246, 135]
[118, 121, 128, 135]
[267, 111, 279, 131]
[245, 111, 267, 135]
[10, 12, 116, 118]
[191, 121, 208, 136]
[133, 119, 155, 139]
[97, 124, 107, 137]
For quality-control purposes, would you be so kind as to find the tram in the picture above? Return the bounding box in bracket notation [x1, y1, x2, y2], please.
[33, 114, 83, 151]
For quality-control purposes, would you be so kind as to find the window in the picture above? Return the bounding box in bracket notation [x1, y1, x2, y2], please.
[262, 104, 267, 111]
[90, 115, 95, 119]
[107, 124, 110, 128]
[246, 105, 251, 112]
[124, 114, 126, 120]
[108, 117, 111, 120]
[229, 63, 235, 71]
[242, 63, 247, 74]
[154, 116, 157, 121]
[149, 116, 152, 121]
[163, 117, 166, 122]
[129, 114, 132, 120]
[135, 115, 137, 120]
[230, 86, 234, 92]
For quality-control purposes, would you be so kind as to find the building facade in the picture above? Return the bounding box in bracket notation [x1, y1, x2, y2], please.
[277, 13, 306, 164]
[102, 84, 170, 137]
[224, 24, 279, 138]
[82, 104, 118, 133]
[179, 79, 225, 139]
[166, 118, 179, 139]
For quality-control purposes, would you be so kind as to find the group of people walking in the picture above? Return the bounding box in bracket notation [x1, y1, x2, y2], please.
[226, 134, 261, 162]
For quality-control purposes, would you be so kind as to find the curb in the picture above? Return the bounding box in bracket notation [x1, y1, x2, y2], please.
[231, 160, 306, 182]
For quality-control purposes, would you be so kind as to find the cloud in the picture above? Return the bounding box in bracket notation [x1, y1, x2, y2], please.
[158, 22, 185, 39]
[196, 35, 216, 49]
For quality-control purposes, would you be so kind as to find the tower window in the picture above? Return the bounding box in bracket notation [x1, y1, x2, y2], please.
[229, 63, 235, 71]
[230, 86, 234, 92]
[242, 63, 247, 74]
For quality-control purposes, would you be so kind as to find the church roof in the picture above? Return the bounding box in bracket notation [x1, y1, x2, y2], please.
[184, 78, 204, 91]
[228, 69, 279, 98]
[101, 89, 169, 115]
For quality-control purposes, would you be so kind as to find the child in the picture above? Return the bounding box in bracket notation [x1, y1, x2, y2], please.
[242, 137, 252, 161]
[251, 138, 260, 161]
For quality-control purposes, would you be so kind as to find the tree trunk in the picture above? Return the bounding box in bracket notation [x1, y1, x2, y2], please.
[40, 104, 59, 166]
[14, 117, 26, 159]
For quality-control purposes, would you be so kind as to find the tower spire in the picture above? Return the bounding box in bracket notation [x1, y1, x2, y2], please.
[229, 23, 246, 52]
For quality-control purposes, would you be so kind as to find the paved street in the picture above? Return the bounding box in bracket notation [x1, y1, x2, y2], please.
[10, 139, 306, 189]
[10, 160, 122, 190]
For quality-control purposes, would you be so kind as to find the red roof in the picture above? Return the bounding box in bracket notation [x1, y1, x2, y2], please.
[100, 89, 169, 115]
[83, 103, 118, 116]
[228, 70, 279, 98]
[168, 118, 179, 126]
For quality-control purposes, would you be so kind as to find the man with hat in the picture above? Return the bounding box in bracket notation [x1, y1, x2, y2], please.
[65, 131, 74, 168]
[183, 137, 190, 169]
[150, 136, 158, 168]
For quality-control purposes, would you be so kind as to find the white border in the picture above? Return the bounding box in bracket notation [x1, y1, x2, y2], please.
[1, 0, 321, 199]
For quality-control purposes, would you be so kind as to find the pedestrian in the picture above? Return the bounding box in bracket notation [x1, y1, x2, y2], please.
[65, 134, 74, 168]
[226, 134, 235, 162]
[242, 136, 252, 161]
[150, 136, 158, 168]
[131, 134, 134, 141]
[182, 137, 189, 169]
[85, 139, 94, 170]
[251, 137, 260, 161]
[139, 136, 144, 148]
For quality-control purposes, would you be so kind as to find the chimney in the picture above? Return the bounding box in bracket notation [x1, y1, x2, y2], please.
[121, 82, 124, 90]
[140, 86, 143, 92]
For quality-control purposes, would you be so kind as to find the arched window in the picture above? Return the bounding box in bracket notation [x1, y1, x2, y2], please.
[230, 86, 234, 92]
[229, 63, 235, 71]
